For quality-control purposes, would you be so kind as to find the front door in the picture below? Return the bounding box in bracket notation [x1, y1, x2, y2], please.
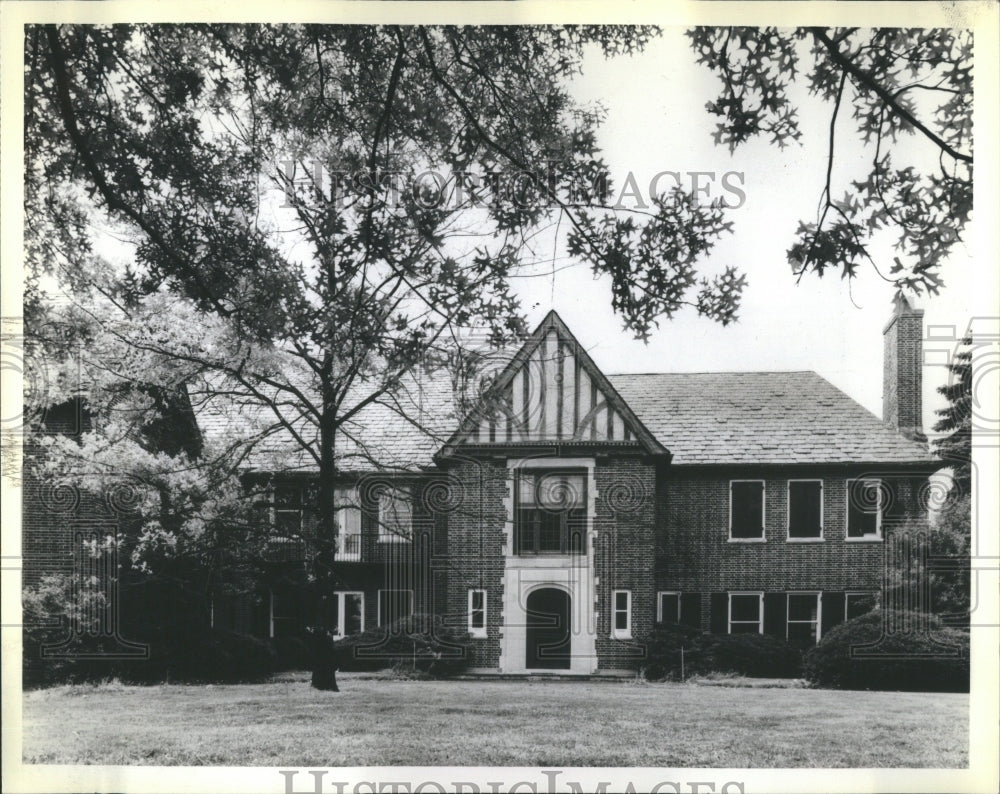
[525, 587, 571, 669]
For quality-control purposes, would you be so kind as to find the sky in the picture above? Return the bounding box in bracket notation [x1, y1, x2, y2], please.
[30, 25, 991, 444]
[503, 28, 988, 436]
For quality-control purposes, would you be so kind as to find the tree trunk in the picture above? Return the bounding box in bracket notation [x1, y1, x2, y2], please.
[316, 406, 338, 590]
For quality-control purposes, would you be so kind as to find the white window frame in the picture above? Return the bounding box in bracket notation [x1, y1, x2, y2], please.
[611, 590, 632, 639]
[846, 478, 884, 541]
[335, 486, 362, 560]
[786, 591, 822, 645]
[656, 591, 681, 624]
[727, 591, 764, 634]
[268, 587, 300, 639]
[787, 479, 824, 541]
[332, 591, 365, 639]
[845, 591, 880, 622]
[468, 589, 487, 638]
[377, 588, 414, 626]
[728, 479, 766, 542]
[377, 485, 413, 543]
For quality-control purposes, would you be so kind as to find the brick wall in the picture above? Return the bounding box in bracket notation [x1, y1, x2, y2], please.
[655, 465, 926, 632]
[439, 459, 507, 669]
[592, 456, 657, 670]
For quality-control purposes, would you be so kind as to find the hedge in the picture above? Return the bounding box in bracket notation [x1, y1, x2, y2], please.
[803, 610, 969, 692]
[23, 625, 277, 686]
[641, 624, 803, 681]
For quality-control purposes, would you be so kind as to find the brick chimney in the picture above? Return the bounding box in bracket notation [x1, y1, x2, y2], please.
[882, 294, 924, 440]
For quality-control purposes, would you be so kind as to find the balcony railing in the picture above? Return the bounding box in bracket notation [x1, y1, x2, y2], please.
[337, 533, 361, 561]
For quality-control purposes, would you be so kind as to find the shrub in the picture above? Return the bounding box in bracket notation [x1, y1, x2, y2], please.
[641, 625, 803, 681]
[270, 636, 311, 671]
[149, 627, 278, 683]
[698, 632, 803, 678]
[641, 624, 705, 681]
[803, 610, 969, 692]
[22, 577, 277, 685]
[335, 612, 473, 677]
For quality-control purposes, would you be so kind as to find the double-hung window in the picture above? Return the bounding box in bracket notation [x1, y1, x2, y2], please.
[515, 470, 587, 555]
[468, 589, 487, 638]
[328, 591, 364, 638]
[269, 588, 302, 638]
[730, 480, 765, 540]
[786, 592, 821, 645]
[612, 590, 632, 639]
[847, 479, 883, 539]
[728, 592, 763, 634]
[274, 484, 307, 536]
[378, 486, 412, 543]
[334, 486, 362, 559]
[788, 480, 823, 540]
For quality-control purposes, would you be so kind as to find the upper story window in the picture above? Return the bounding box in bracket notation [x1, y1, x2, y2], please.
[334, 486, 362, 559]
[274, 484, 309, 536]
[378, 486, 412, 543]
[788, 480, 823, 539]
[729, 480, 765, 540]
[515, 470, 587, 555]
[847, 478, 883, 540]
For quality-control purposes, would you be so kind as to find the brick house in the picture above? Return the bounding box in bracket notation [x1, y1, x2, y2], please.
[197, 296, 933, 674]
[23, 297, 936, 675]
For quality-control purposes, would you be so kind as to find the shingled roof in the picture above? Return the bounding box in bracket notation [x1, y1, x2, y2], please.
[196, 367, 931, 472]
[607, 370, 932, 466]
[194, 370, 459, 474]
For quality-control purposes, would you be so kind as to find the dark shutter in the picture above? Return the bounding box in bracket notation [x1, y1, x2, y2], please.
[822, 591, 846, 637]
[681, 593, 702, 630]
[789, 481, 822, 538]
[710, 593, 728, 634]
[763, 592, 787, 638]
[731, 481, 764, 538]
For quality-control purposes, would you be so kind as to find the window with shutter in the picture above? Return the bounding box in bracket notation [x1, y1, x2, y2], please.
[788, 480, 823, 539]
[730, 481, 765, 540]
[728, 592, 764, 634]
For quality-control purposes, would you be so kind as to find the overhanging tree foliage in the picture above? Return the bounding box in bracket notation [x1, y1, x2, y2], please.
[689, 27, 972, 296]
[25, 25, 745, 583]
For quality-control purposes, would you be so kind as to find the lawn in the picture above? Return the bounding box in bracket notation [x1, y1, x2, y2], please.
[21, 674, 968, 767]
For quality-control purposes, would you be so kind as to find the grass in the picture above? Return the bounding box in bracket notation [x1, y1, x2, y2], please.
[21, 674, 967, 767]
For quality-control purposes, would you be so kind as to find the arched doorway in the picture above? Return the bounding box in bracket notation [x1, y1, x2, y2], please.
[525, 587, 571, 670]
